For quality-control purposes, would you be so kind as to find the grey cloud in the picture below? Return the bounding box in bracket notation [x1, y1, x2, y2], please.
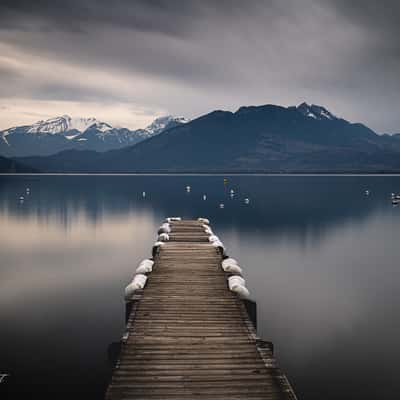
[327, 1, 400, 34]
[0, 65, 22, 79]
[28, 82, 124, 103]
[0, 0, 202, 36]
[0, 0, 399, 132]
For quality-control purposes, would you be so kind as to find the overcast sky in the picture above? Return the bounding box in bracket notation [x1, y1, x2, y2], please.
[0, 0, 399, 132]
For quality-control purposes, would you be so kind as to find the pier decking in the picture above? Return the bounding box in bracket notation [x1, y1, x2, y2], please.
[106, 219, 297, 400]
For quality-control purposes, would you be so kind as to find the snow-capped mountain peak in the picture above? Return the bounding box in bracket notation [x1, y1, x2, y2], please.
[0, 114, 189, 157]
[27, 115, 112, 135]
[145, 115, 189, 135]
[24, 114, 187, 137]
[296, 102, 337, 121]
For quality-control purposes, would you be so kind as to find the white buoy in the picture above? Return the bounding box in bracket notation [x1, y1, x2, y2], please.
[19, 196, 24, 201]
[136, 265, 150, 274]
[212, 240, 225, 251]
[222, 263, 242, 274]
[219, 203, 225, 209]
[158, 223, 171, 234]
[203, 194, 207, 201]
[26, 188, 30, 193]
[231, 284, 250, 298]
[365, 190, 370, 196]
[204, 227, 213, 235]
[209, 235, 220, 243]
[228, 275, 246, 289]
[244, 198, 250, 204]
[142, 191, 146, 198]
[124, 274, 148, 299]
[186, 185, 191, 192]
[158, 233, 169, 242]
[203, 223, 213, 234]
[228, 276, 249, 298]
[222, 258, 238, 268]
[166, 217, 182, 222]
[222, 258, 243, 274]
[136, 259, 154, 274]
[230, 189, 235, 194]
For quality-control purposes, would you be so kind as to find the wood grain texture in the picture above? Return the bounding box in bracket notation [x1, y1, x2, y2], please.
[105, 220, 297, 400]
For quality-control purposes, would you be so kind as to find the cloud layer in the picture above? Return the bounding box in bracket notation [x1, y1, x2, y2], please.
[0, 0, 399, 131]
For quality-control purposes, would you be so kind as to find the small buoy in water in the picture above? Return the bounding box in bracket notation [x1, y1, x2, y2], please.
[202, 194, 207, 201]
[244, 198, 250, 204]
[219, 203, 225, 209]
[19, 196, 24, 201]
[142, 191, 146, 198]
[186, 185, 191, 192]
[365, 190, 370, 196]
[230, 189, 235, 194]
[26, 187, 30, 193]
[223, 178, 228, 185]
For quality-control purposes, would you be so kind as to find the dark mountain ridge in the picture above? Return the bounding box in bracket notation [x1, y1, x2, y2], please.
[14, 102, 400, 173]
[0, 155, 38, 173]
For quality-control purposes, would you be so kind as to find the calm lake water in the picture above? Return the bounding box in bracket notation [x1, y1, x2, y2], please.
[1, 174, 400, 400]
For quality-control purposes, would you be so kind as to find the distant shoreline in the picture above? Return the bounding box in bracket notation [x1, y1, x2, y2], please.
[2, 172, 400, 177]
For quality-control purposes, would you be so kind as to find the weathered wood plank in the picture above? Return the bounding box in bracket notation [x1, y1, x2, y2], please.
[105, 219, 297, 400]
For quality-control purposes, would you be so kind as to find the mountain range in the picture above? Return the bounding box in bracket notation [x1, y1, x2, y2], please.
[3, 102, 400, 173]
[0, 115, 188, 157]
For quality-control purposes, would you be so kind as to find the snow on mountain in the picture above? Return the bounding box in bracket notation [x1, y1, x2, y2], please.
[26, 115, 112, 135]
[145, 116, 189, 135]
[0, 114, 189, 157]
[13, 114, 187, 137]
[296, 102, 337, 121]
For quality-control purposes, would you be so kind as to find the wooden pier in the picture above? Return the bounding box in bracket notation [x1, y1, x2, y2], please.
[106, 219, 297, 400]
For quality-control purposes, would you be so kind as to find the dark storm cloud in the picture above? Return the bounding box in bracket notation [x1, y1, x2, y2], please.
[0, 0, 278, 90]
[325, 0, 400, 61]
[0, 0, 211, 35]
[0, 0, 399, 132]
[329, 1, 400, 34]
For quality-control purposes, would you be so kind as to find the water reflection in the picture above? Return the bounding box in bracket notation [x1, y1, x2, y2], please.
[0, 175, 400, 399]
